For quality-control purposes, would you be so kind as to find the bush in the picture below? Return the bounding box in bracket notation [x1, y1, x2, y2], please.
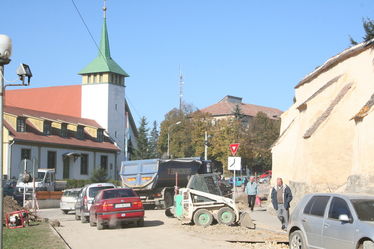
[90, 168, 108, 183]
[66, 179, 91, 188]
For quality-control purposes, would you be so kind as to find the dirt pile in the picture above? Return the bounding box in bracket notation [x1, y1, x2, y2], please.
[4, 196, 22, 214]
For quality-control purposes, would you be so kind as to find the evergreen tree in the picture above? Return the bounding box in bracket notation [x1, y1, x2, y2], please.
[135, 116, 150, 159]
[350, 18, 374, 45]
[149, 121, 159, 158]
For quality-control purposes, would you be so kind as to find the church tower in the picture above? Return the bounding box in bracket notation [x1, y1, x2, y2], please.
[78, 1, 128, 168]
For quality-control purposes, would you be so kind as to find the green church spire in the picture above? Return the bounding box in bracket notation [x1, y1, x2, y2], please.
[78, 1, 129, 77]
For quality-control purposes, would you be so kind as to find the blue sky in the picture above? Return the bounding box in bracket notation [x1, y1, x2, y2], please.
[1, 0, 373, 125]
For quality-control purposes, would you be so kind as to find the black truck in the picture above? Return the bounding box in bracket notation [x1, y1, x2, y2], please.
[119, 158, 213, 208]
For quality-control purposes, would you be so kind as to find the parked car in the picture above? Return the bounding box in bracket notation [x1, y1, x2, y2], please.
[3, 179, 17, 197]
[258, 170, 272, 179]
[75, 183, 115, 223]
[60, 188, 81, 214]
[89, 188, 144, 230]
[288, 193, 374, 249]
[229, 177, 246, 187]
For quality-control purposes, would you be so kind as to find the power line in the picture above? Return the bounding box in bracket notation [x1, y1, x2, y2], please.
[125, 94, 142, 121]
[70, 0, 104, 58]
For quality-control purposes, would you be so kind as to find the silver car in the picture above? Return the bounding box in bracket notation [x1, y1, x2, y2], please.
[288, 193, 374, 249]
[60, 188, 81, 214]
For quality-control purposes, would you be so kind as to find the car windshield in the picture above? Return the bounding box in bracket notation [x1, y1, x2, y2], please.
[102, 189, 136, 199]
[351, 199, 374, 221]
[88, 186, 114, 198]
[16, 172, 45, 184]
[63, 190, 80, 197]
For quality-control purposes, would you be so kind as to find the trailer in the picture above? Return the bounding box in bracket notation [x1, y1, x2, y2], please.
[119, 158, 212, 208]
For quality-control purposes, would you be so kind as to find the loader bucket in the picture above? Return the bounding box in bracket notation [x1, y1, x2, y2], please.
[239, 212, 255, 229]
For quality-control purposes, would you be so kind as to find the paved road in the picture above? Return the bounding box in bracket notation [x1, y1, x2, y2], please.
[38, 208, 287, 249]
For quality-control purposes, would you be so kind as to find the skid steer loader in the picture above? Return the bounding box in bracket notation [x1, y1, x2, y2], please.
[166, 174, 254, 228]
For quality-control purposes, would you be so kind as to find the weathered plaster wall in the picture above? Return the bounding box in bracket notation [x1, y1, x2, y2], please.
[272, 46, 374, 204]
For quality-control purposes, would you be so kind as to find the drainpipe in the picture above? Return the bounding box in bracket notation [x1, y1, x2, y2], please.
[7, 140, 15, 179]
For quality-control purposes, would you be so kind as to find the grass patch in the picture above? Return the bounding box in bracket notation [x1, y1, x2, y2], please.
[4, 222, 66, 249]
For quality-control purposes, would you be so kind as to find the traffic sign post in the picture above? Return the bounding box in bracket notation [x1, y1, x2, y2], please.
[228, 143, 240, 202]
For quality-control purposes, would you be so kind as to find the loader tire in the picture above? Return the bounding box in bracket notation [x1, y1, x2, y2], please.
[217, 207, 236, 226]
[193, 209, 213, 227]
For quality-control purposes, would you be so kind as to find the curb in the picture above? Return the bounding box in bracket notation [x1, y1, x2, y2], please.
[49, 223, 72, 249]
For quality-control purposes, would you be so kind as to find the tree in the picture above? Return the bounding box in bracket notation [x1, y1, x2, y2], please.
[158, 104, 197, 158]
[241, 112, 280, 173]
[135, 116, 150, 159]
[149, 121, 159, 158]
[350, 18, 374, 45]
[232, 104, 245, 121]
[90, 168, 108, 182]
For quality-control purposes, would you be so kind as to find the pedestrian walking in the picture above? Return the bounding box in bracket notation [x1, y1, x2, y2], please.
[245, 176, 258, 211]
[271, 177, 293, 231]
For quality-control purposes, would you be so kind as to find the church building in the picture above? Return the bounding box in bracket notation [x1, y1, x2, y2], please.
[3, 4, 137, 180]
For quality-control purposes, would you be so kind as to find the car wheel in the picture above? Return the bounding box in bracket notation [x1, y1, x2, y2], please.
[290, 230, 306, 249]
[75, 210, 80, 220]
[137, 218, 144, 227]
[97, 219, 104, 230]
[81, 211, 88, 223]
[217, 207, 236, 226]
[358, 240, 374, 249]
[89, 215, 96, 227]
[193, 209, 213, 227]
[62, 210, 69, 215]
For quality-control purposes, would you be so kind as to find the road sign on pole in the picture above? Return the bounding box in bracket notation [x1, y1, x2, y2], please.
[229, 143, 240, 156]
[228, 156, 241, 171]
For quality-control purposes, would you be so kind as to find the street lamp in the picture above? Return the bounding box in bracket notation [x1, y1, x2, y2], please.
[0, 34, 32, 249]
[167, 121, 181, 158]
[0, 34, 12, 249]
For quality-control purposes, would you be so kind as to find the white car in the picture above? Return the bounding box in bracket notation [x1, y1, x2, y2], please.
[60, 188, 81, 214]
[75, 183, 116, 223]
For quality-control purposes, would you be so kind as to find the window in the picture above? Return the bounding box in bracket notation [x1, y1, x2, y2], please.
[100, 155, 108, 170]
[115, 131, 117, 138]
[16, 117, 26, 132]
[329, 197, 352, 220]
[351, 199, 374, 221]
[97, 129, 104, 142]
[99, 73, 103, 83]
[76, 125, 84, 139]
[304, 196, 330, 217]
[44, 121, 52, 135]
[47, 151, 56, 169]
[115, 104, 117, 111]
[80, 154, 88, 175]
[61, 123, 68, 137]
[21, 148, 31, 160]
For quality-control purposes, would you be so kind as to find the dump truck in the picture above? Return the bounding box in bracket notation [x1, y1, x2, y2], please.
[166, 173, 254, 228]
[119, 158, 213, 208]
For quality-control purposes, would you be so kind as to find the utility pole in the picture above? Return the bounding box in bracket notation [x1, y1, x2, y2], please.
[204, 131, 208, 161]
[0, 34, 11, 249]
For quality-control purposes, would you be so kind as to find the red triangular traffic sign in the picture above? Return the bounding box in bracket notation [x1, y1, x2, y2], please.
[229, 143, 240, 156]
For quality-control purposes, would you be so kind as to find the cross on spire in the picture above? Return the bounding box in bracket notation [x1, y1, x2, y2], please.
[103, 0, 107, 19]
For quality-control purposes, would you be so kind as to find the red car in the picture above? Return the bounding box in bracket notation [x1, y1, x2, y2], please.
[89, 188, 144, 230]
[259, 170, 272, 179]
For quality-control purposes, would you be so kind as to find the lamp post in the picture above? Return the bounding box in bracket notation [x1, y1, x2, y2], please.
[0, 34, 12, 249]
[0, 35, 32, 249]
[167, 121, 181, 158]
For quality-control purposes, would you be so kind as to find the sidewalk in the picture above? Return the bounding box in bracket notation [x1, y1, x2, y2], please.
[249, 207, 283, 232]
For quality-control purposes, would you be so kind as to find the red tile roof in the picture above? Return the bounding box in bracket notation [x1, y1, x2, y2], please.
[5, 85, 81, 117]
[199, 98, 282, 119]
[4, 106, 119, 152]
[4, 105, 100, 128]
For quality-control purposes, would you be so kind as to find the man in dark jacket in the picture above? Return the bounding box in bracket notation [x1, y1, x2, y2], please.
[271, 177, 293, 231]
